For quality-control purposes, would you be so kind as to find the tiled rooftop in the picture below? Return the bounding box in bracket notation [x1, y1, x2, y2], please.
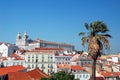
[8, 68, 49, 80]
[71, 65, 85, 70]
[0, 65, 26, 76]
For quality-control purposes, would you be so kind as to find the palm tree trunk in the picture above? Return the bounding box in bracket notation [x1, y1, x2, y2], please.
[92, 59, 96, 80]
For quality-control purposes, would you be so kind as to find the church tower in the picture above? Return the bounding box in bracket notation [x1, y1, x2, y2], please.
[16, 32, 22, 46]
[16, 32, 29, 48]
[22, 32, 29, 46]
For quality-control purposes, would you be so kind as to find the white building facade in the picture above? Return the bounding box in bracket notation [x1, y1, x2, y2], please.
[16, 32, 74, 51]
[0, 43, 18, 57]
[25, 50, 56, 74]
[74, 72, 90, 80]
[3, 59, 26, 67]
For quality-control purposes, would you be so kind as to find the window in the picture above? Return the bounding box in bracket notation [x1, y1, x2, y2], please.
[36, 59, 38, 63]
[75, 74, 77, 78]
[80, 74, 81, 78]
[28, 58, 30, 62]
[28, 65, 31, 69]
[86, 74, 88, 78]
[36, 64, 38, 68]
[32, 64, 34, 68]
[28, 55, 30, 58]
[41, 64, 45, 69]
[83, 74, 85, 78]
[42, 59, 44, 62]
[32, 59, 34, 62]
[36, 55, 38, 58]
[32, 55, 34, 58]
[48, 69, 50, 73]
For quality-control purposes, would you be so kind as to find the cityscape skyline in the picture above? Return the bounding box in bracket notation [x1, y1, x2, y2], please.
[0, 0, 120, 53]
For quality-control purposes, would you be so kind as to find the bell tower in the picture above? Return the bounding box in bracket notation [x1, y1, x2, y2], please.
[15, 32, 29, 48]
[22, 32, 29, 46]
[16, 32, 22, 46]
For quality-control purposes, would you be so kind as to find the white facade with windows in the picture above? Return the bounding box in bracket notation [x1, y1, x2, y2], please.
[0, 43, 8, 57]
[25, 51, 56, 74]
[74, 72, 90, 80]
[3, 59, 26, 67]
[55, 54, 72, 64]
[16, 32, 74, 51]
[0, 43, 18, 57]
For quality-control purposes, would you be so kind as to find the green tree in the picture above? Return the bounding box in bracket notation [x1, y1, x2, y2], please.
[41, 71, 78, 80]
[79, 21, 111, 80]
[41, 78, 49, 80]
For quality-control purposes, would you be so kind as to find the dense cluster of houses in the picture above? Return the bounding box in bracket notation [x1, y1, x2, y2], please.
[0, 32, 120, 80]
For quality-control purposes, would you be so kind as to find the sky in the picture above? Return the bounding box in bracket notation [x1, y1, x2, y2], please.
[0, 0, 120, 54]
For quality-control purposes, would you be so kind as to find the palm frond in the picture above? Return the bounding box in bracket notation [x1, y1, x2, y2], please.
[99, 36, 110, 49]
[97, 40, 103, 50]
[101, 34, 112, 38]
[81, 37, 88, 46]
[84, 23, 90, 30]
[91, 21, 109, 33]
[78, 32, 85, 36]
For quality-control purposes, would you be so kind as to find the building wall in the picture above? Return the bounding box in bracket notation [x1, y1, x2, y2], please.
[55, 55, 72, 64]
[0, 44, 8, 57]
[15, 32, 74, 51]
[25, 51, 56, 74]
[74, 72, 90, 80]
[0, 43, 18, 57]
[3, 59, 26, 67]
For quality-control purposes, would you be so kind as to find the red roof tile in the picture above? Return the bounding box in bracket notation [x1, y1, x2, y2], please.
[96, 77, 104, 80]
[10, 53, 24, 60]
[101, 71, 120, 77]
[71, 65, 84, 70]
[0, 65, 26, 76]
[8, 72, 31, 80]
[10, 53, 19, 57]
[27, 68, 49, 79]
[63, 54, 76, 56]
[57, 64, 71, 68]
[8, 68, 49, 80]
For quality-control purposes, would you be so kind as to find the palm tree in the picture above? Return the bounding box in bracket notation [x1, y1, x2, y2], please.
[79, 21, 111, 80]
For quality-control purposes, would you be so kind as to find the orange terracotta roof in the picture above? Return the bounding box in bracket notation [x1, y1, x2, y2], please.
[27, 68, 49, 79]
[96, 77, 104, 80]
[101, 71, 120, 77]
[10, 53, 24, 60]
[57, 64, 71, 68]
[63, 54, 76, 56]
[8, 68, 49, 80]
[8, 72, 31, 80]
[0, 65, 26, 76]
[71, 65, 84, 70]
[117, 61, 120, 64]
[10, 53, 19, 57]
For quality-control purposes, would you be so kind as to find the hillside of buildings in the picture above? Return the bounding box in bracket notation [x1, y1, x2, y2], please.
[0, 32, 120, 80]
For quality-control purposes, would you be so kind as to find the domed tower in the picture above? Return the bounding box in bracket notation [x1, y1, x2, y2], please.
[16, 32, 22, 46]
[21, 32, 29, 46]
[16, 32, 29, 48]
[23, 32, 29, 40]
